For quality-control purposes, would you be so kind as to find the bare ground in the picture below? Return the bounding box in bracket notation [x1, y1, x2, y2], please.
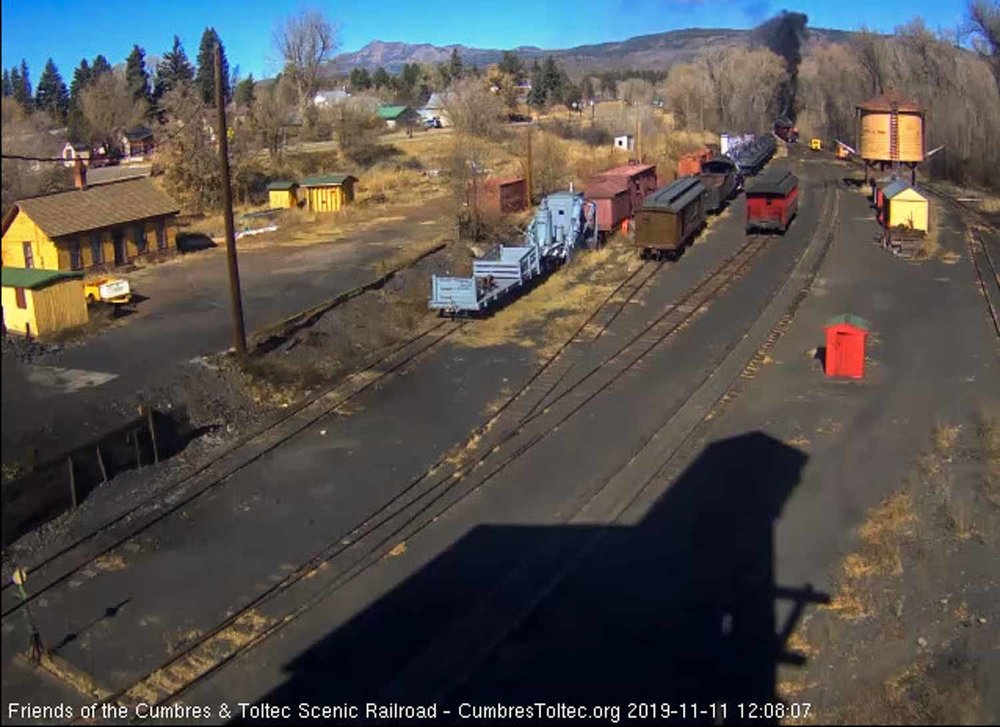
[780, 408, 1000, 725]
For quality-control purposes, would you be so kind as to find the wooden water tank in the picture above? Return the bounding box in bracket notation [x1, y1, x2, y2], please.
[856, 91, 924, 163]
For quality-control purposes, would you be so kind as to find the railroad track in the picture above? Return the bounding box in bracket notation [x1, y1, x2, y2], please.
[388, 183, 843, 702]
[1, 318, 466, 618]
[929, 189, 1000, 338]
[97, 230, 779, 713]
[4, 254, 663, 625]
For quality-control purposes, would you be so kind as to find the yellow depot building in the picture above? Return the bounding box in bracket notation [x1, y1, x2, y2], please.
[301, 174, 357, 213]
[1, 175, 180, 273]
[2, 267, 88, 337]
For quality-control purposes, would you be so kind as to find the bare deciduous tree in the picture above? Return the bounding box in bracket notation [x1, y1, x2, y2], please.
[251, 76, 298, 158]
[273, 9, 340, 124]
[1, 98, 66, 213]
[443, 77, 505, 139]
[852, 27, 890, 95]
[79, 71, 147, 150]
[616, 78, 654, 106]
[968, 0, 1000, 94]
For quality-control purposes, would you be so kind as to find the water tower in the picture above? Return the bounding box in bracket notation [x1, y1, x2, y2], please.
[855, 91, 925, 184]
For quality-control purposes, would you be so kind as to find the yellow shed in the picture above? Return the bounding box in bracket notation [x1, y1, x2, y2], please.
[301, 174, 357, 213]
[2, 267, 88, 337]
[267, 180, 299, 209]
[884, 182, 929, 233]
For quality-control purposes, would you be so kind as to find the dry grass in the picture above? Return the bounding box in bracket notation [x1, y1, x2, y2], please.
[454, 241, 641, 358]
[932, 423, 962, 454]
[824, 490, 917, 620]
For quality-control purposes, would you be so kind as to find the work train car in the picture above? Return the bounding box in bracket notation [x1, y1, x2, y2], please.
[635, 177, 706, 259]
[697, 156, 738, 213]
[583, 163, 658, 239]
[745, 170, 798, 233]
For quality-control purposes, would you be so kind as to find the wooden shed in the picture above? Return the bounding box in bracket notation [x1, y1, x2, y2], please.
[267, 181, 299, 209]
[2, 267, 88, 337]
[883, 181, 928, 233]
[477, 177, 527, 214]
[301, 174, 357, 213]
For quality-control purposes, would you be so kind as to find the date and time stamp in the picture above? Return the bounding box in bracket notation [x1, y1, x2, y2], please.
[9, 700, 813, 724]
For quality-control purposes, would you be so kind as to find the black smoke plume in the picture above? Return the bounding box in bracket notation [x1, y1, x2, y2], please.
[753, 11, 809, 121]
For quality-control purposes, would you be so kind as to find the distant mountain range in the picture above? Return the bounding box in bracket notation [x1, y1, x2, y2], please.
[329, 27, 854, 74]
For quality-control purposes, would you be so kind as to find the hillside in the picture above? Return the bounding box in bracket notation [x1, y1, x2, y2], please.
[330, 26, 855, 73]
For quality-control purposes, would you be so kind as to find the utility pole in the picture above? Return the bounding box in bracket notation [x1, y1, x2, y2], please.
[215, 42, 247, 357]
[525, 125, 533, 207]
[636, 112, 642, 163]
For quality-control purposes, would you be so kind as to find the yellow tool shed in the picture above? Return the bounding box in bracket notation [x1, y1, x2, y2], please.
[301, 174, 357, 213]
[2, 267, 88, 338]
[883, 181, 929, 233]
[267, 180, 299, 209]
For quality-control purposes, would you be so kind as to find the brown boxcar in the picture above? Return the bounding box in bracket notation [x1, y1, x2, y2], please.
[635, 177, 706, 259]
[590, 162, 658, 215]
[585, 176, 632, 235]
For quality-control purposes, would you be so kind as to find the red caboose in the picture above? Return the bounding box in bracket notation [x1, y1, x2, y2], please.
[745, 169, 798, 233]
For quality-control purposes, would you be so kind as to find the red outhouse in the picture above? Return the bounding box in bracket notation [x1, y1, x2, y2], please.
[824, 314, 871, 378]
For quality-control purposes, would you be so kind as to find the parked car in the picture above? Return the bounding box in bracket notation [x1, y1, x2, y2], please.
[425, 117, 442, 129]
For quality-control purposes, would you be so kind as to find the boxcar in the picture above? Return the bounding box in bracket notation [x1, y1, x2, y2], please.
[745, 170, 798, 233]
[584, 175, 632, 237]
[697, 156, 738, 213]
[584, 162, 658, 239]
[635, 177, 706, 259]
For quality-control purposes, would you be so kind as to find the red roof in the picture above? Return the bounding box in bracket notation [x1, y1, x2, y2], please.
[857, 90, 922, 113]
[484, 176, 525, 188]
[593, 163, 657, 179]
[584, 176, 629, 198]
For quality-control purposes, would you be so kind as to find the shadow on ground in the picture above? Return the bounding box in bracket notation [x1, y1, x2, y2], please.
[242, 432, 827, 724]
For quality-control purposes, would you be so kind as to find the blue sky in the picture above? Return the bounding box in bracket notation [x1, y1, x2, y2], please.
[1, 0, 970, 84]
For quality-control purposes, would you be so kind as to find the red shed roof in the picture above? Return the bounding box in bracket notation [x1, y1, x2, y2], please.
[857, 90, 922, 113]
[594, 163, 656, 179]
[584, 176, 629, 198]
[485, 176, 525, 188]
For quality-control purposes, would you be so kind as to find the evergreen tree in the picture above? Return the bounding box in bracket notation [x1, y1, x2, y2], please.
[12, 60, 32, 106]
[349, 67, 372, 91]
[448, 48, 464, 82]
[2, 69, 11, 97]
[233, 74, 256, 107]
[194, 27, 230, 105]
[66, 59, 93, 142]
[70, 59, 93, 100]
[372, 66, 392, 89]
[91, 54, 113, 78]
[499, 51, 525, 83]
[541, 56, 562, 103]
[125, 45, 152, 107]
[527, 60, 546, 107]
[154, 36, 195, 100]
[35, 58, 69, 121]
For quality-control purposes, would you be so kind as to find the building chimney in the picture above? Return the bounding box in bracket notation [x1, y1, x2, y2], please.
[73, 157, 88, 191]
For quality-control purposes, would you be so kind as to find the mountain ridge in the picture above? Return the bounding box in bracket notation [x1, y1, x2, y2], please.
[329, 26, 854, 73]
